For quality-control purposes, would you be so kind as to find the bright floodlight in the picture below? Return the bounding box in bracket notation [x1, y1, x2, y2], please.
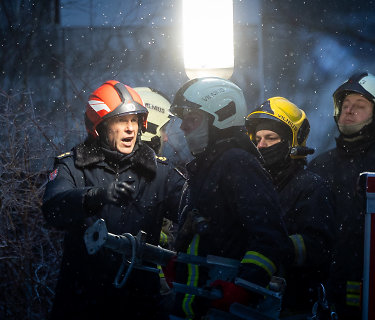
[183, 0, 234, 80]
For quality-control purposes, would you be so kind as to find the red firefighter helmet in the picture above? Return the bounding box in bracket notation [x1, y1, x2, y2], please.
[85, 80, 148, 138]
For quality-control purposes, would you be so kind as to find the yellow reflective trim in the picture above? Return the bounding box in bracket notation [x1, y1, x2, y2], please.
[159, 231, 168, 246]
[346, 293, 360, 307]
[156, 155, 167, 162]
[182, 234, 200, 319]
[347, 280, 361, 285]
[346, 281, 361, 294]
[157, 265, 165, 278]
[289, 234, 306, 266]
[241, 251, 276, 277]
[56, 151, 73, 159]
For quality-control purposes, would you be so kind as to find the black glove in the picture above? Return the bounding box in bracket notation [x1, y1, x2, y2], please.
[84, 181, 135, 214]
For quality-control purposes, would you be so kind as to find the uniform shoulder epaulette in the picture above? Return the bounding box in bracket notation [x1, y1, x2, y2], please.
[56, 151, 73, 159]
[155, 155, 168, 164]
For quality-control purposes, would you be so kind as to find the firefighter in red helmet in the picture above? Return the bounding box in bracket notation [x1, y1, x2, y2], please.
[42, 80, 183, 319]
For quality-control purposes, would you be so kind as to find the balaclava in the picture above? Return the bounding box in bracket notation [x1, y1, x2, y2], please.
[255, 119, 292, 168]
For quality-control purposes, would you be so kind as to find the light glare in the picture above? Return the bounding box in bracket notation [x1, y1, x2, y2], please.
[183, 0, 234, 79]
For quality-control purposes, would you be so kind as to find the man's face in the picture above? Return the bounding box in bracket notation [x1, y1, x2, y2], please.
[255, 130, 281, 149]
[106, 114, 139, 154]
[180, 109, 206, 135]
[179, 109, 209, 155]
[338, 93, 374, 125]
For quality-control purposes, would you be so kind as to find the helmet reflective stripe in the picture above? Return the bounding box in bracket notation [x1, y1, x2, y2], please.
[241, 250, 276, 277]
[171, 77, 247, 130]
[182, 234, 200, 319]
[333, 72, 375, 122]
[88, 100, 111, 112]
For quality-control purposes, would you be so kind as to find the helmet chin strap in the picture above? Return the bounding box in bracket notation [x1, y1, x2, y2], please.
[338, 116, 373, 135]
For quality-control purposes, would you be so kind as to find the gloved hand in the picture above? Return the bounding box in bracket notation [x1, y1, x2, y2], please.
[210, 280, 254, 312]
[84, 181, 135, 214]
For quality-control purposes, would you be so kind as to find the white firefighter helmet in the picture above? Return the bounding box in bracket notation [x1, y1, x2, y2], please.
[134, 87, 171, 142]
[170, 77, 247, 130]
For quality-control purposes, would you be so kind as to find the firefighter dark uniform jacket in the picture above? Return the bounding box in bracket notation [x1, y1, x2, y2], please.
[308, 129, 375, 318]
[271, 159, 335, 314]
[42, 138, 183, 319]
[172, 134, 293, 319]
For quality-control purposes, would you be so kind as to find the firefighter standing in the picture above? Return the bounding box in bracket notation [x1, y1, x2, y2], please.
[42, 80, 183, 319]
[308, 72, 375, 319]
[169, 77, 293, 319]
[135, 86, 185, 311]
[135, 86, 177, 246]
[136, 86, 190, 177]
[246, 97, 335, 318]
